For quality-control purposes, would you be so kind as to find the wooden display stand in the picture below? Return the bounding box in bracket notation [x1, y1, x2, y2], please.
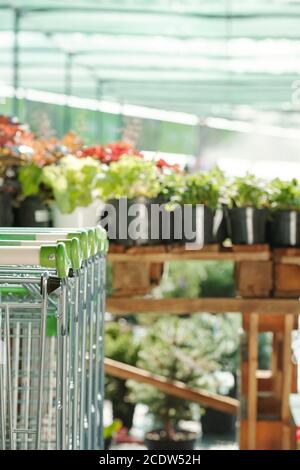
[107, 244, 299, 450]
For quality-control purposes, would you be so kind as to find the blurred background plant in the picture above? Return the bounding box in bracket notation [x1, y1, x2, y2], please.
[105, 320, 141, 430]
[127, 316, 220, 442]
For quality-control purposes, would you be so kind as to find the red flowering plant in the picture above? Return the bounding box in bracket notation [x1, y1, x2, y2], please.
[0, 116, 36, 194]
[81, 141, 142, 164]
[155, 158, 180, 173]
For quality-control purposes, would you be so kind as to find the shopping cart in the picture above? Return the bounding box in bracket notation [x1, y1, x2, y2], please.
[0, 226, 108, 450]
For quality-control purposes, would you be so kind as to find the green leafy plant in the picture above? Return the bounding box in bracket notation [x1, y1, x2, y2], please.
[98, 155, 161, 201]
[191, 313, 240, 375]
[18, 164, 43, 198]
[180, 167, 224, 209]
[268, 178, 300, 211]
[42, 155, 101, 213]
[105, 321, 140, 429]
[227, 173, 269, 208]
[158, 172, 185, 203]
[128, 317, 219, 441]
[103, 419, 122, 441]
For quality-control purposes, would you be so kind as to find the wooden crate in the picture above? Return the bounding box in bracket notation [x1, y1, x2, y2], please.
[112, 261, 151, 294]
[235, 261, 273, 297]
[274, 263, 300, 297]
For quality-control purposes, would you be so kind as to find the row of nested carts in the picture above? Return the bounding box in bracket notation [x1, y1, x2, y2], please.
[0, 226, 108, 449]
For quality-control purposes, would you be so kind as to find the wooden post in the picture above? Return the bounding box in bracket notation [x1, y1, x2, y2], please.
[281, 314, 293, 449]
[247, 313, 259, 450]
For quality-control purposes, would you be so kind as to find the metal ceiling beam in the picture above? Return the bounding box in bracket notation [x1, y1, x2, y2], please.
[63, 52, 73, 134]
[12, 7, 21, 116]
[3, 4, 300, 20]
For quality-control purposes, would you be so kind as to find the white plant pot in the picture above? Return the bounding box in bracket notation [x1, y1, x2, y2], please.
[52, 201, 104, 228]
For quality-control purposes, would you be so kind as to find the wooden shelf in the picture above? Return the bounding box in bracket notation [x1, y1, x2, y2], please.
[108, 244, 271, 262]
[107, 297, 300, 315]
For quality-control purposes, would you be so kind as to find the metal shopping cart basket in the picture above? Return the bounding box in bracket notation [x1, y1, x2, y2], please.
[0, 226, 108, 450]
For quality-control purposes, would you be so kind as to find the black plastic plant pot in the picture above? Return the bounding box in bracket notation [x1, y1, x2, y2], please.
[0, 191, 13, 226]
[15, 196, 50, 227]
[170, 205, 225, 245]
[270, 210, 300, 247]
[201, 408, 236, 436]
[100, 197, 164, 247]
[213, 207, 228, 243]
[228, 207, 268, 245]
[144, 430, 198, 451]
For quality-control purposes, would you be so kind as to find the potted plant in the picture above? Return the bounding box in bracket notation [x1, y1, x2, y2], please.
[170, 167, 226, 245]
[41, 154, 102, 227]
[16, 130, 87, 227]
[128, 316, 219, 450]
[105, 321, 140, 430]
[227, 173, 269, 244]
[16, 164, 50, 227]
[99, 155, 162, 246]
[268, 178, 300, 246]
[0, 164, 18, 226]
[0, 115, 33, 226]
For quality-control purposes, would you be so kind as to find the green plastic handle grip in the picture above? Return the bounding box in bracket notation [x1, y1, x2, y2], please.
[95, 225, 108, 253]
[67, 230, 89, 259]
[40, 243, 70, 278]
[87, 228, 97, 256]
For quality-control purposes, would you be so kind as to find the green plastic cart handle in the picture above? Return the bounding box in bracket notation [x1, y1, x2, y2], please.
[70, 237, 82, 270]
[87, 228, 97, 256]
[67, 230, 89, 259]
[0, 238, 82, 269]
[95, 225, 108, 253]
[40, 243, 70, 278]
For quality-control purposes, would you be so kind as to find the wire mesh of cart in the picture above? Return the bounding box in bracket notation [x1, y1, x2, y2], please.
[0, 226, 108, 450]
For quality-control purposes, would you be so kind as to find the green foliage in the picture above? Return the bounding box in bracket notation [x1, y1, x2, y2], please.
[180, 167, 225, 209]
[18, 164, 43, 198]
[105, 320, 140, 365]
[227, 173, 269, 209]
[199, 262, 236, 298]
[191, 314, 241, 374]
[158, 172, 185, 202]
[128, 316, 219, 438]
[268, 178, 300, 211]
[42, 155, 100, 213]
[258, 332, 272, 370]
[98, 155, 161, 201]
[103, 420, 122, 440]
[155, 260, 234, 300]
[154, 261, 206, 299]
[105, 321, 141, 427]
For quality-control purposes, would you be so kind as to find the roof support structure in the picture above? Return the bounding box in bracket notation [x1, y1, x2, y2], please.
[63, 52, 73, 134]
[12, 7, 21, 116]
[95, 79, 104, 142]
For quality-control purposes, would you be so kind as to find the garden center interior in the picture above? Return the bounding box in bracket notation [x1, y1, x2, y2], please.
[0, 0, 300, 451]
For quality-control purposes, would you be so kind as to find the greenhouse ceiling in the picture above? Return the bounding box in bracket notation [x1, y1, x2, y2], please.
[0, 0, 300, 119]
